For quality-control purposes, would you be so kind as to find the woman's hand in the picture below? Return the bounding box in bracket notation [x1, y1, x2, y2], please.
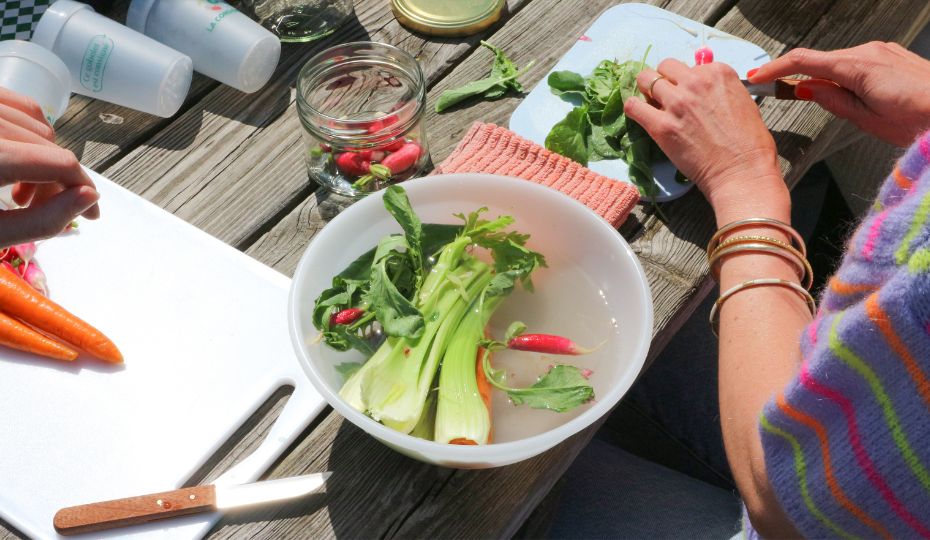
[624, 60, 789, 226]
[749, 42, 930, 147]
[0, 88, 100, 250]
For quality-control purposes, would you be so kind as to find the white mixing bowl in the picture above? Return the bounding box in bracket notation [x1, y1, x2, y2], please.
[288, 174, 652, 468]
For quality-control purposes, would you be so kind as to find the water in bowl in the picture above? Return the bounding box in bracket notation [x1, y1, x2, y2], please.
[483, 249, 624, 443]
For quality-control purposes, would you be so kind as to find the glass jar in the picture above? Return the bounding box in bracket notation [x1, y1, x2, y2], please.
[240, 0, 354, 43]
[297, 42, 429, 197]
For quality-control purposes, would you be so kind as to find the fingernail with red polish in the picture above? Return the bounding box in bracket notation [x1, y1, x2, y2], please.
[746, 68, 759, 78]
[795, 87, 814, 101]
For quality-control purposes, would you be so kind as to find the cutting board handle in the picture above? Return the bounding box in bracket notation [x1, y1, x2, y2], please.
[53, 485, 217, 536]
[213, 382, 321, 487]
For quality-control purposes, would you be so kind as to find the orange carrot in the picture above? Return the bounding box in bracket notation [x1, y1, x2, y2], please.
[448, 438, 478, 445]
[0, 310, 77, 361]
[0, 265, 123, 362]
[477, 343, 494, 444]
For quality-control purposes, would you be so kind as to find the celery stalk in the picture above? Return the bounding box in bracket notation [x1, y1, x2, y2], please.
[338, 338, 395, 412]
[418, 236, 471, 307]
[434, 293, 507, 445]
[382, 267, 494, 433]
[361, 259, 493, 428]
[409, 389, 437, 441]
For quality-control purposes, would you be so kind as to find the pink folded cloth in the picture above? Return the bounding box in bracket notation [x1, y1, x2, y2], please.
[431, 122, 641, 228]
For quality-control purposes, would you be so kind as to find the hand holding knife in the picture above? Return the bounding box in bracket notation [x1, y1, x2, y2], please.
[54, 472, 331, 536]
[741, 77, 842, 100]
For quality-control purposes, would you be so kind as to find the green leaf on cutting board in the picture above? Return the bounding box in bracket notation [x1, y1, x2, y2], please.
[544, 104, 590, 167]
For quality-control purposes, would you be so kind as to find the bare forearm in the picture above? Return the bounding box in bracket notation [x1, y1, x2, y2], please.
[712, 177, 807, 538]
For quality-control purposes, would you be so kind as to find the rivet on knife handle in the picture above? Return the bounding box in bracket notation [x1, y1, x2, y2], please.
[53, 485, 218, 536]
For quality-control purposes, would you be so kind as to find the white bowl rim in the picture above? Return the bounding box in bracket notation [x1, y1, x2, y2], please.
[288, 173, 653, 465]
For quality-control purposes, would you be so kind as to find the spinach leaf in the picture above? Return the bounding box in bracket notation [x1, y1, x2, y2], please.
[600, 85, 627, 137]
[312, 247, 374, 330]
[483, 41, 523, 99]
[324, 323, 380, 356]
[506, 365, 595, 412]
[625, 116, 659, 198]
[373, 234, 409, 264]
[364, 257, 424, 338]
[545, 104, 590, 167]
[383, 186, 423, 277]
[588, 125, 624, 160]
[548, 71, 586, 96]
[435, 44, 534, 112]
[675, 169, 691, 185]
[421, 223, 463, 259]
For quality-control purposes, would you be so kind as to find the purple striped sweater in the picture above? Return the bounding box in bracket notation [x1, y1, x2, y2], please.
[752, 132, 930, 539]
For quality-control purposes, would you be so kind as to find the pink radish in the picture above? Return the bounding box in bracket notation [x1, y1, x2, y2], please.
[0, 261, 16, 276]
[350, 142, 423, 190]
[377, 138, 406, 152]
[695, 47, 713, 65]
[336, 152, 371, 176]
[18, 262, 48, 296]
[507, 334, 594, 355]
[11, 243, 35, 264]
[329, 308, 365, 326]
[365, 120, 385, 134]
[357, 150, 386, 162]
[379, 142, 422, 175]
[695, 23, 713, 65]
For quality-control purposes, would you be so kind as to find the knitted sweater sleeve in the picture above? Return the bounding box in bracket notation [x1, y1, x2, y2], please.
[758, 132, 930, 539]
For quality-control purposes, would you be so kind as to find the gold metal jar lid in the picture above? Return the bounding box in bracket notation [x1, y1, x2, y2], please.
[392, 0, 506, 37]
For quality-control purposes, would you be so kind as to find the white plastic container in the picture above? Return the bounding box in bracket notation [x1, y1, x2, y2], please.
[0, 41, 71, 125]
[31, 0, 193, 117]
[128, 0, 281, 93]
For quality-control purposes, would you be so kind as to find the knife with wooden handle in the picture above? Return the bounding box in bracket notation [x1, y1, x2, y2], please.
[741, 78, 843, 100]
[54, 472, 330, 536]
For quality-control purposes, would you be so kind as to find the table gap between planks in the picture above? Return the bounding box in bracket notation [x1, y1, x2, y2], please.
[3, 0, 928, 538]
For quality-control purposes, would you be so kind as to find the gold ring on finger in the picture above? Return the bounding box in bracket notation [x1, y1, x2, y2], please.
[647, 75, 669, 101]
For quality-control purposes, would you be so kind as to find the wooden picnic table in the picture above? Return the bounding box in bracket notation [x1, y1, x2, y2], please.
[3, 0, 929, 538]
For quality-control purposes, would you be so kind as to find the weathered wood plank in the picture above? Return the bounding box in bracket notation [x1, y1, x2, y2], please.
[5, 1, 928, 540]
[98, 0, 536, 250]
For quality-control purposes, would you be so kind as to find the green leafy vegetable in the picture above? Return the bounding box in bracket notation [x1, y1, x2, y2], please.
[547, 71, 586, 96]
[479, 340, 594, 413]
[544, 47, 688, 205]
[545, 104, 590, 167]
[506, 365, 595, 412]
[436, 42, 534, 112]
[364, 243, 425, 339]
[383, 186, 424, 280]
[484, 41, 525, 99]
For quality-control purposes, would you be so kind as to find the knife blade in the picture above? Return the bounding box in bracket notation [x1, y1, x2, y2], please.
[741, 78, 842, 100]
[53, 472, 331, 536]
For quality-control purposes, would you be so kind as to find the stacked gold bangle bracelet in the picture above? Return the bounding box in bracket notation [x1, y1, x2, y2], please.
[707, 218, 817, 337]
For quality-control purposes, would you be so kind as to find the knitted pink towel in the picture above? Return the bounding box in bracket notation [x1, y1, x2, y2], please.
[431, 122, 641, 228]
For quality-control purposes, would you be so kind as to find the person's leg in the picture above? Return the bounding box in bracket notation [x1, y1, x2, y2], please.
[546, 438, 742, 540]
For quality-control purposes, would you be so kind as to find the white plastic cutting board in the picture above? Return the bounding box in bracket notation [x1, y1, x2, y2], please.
[510, 3, 771, 201]
[0, 170, 327, 540]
